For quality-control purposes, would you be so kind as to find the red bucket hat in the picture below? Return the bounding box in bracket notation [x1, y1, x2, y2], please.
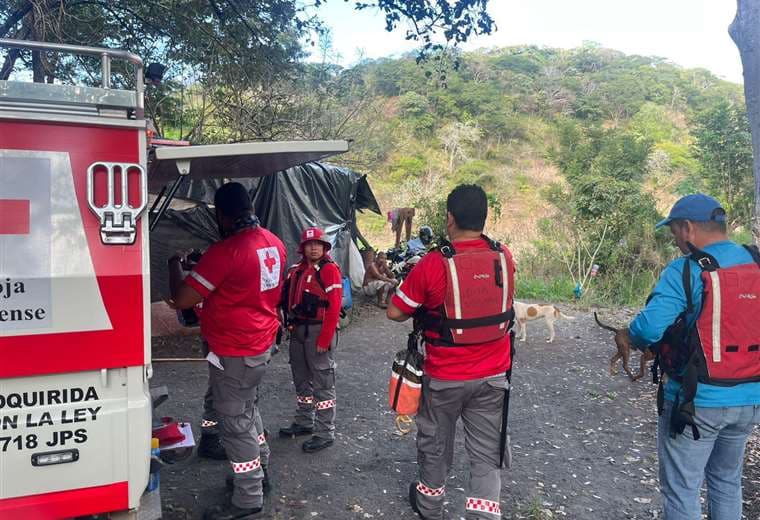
[298, 227, 332, 254]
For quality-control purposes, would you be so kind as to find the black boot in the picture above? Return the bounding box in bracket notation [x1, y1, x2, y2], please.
[226, 468, 270, 494]
[408, 482, 431, 519]
[278, 423, 313, 438]
[202, 502, 262, 520]
[302, 436, 334, 453]
[198, 434, 227, 460]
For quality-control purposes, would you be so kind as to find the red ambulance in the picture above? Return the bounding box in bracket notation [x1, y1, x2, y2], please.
[0, 38, 348, 518]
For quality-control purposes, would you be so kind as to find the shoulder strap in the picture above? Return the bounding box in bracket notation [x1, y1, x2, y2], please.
[314, 258, 335, 290]
[686, 242, 720, 271]
[481, 234, 501, 251]
[437, 238, 456, 259]
[682, 257, 693, 314]
[743, 244, 760, 268]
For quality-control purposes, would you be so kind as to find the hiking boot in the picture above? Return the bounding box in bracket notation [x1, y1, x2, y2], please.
[226, 468, 270, 494]
[302, 436, 334, 453]
[202, 502, 262, 520]
[198, 434, 227, 460]
[278, 423, 313, 438]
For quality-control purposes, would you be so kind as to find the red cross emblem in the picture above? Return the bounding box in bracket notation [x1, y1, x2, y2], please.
[264, 251, 277, 273]
[0, 199, 30, 235]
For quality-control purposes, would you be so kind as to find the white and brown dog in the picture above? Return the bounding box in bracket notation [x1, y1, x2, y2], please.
[513, 301, 575, 343]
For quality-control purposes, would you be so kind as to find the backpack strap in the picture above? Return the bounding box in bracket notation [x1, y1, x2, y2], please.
[743, 244, 760, 267]
[313, 258, 335, 291]
[682, 257, 693, 314]
[481, 234, 502, 252]
[437, 238, 456, 259]
[686, 242, 720, 272]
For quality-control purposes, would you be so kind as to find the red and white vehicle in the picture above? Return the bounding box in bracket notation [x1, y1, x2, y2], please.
[0, 38, 348, 518]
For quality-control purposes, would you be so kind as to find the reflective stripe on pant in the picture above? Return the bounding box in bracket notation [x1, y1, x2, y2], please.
[414, 375, 507, 520]
[289, 324, 337, 439]
[211, 355, 268, 509]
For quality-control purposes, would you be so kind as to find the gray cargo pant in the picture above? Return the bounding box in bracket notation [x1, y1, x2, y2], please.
[412, 375, 510, 520]
[201, 341, 270, 452]
[210, 354, 271, 509]
[201, 340, 221, 436]
[289, 323, 337, 440]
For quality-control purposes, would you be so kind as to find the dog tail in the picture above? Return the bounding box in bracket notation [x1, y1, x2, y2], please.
[554, 306, 575, 320]
[594, 312, 619, 333]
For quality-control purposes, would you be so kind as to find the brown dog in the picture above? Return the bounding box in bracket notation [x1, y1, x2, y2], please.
[594, 312, 654, 381]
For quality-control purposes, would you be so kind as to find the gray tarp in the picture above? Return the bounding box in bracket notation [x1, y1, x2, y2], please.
[149, 162, 380, 301]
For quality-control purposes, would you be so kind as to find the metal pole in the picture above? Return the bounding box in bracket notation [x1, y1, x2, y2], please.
[149, 173, 186, 231]
[149, 185, 169, 216]
[0, 38, 144, 114]
[101, 53, 111, 89]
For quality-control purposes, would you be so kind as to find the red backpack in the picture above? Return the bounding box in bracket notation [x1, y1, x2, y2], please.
[654, 244, 760, 439]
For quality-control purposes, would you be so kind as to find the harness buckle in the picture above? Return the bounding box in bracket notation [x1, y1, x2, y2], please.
[697, 257, 712, 269]
[440, 245, 454, 258]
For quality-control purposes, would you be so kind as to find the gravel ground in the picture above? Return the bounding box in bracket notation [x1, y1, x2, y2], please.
[151, 302, 759, 520]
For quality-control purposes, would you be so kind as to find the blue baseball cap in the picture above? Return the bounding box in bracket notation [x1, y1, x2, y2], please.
[655, 193, 726, 229]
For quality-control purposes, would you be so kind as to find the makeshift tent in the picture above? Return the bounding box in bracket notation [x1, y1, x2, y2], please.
[149, 162, 380, 301]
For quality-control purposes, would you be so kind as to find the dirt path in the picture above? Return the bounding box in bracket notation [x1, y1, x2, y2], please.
[152, 303, 759, 519]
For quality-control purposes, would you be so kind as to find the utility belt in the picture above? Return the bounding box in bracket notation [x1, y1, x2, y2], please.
[416, 308, 514, 347]
[289, 317, 323, 327]
[291, 292, 330, 320]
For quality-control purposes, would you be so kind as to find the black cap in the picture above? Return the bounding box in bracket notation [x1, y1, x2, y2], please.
[214, 182, 252, 218]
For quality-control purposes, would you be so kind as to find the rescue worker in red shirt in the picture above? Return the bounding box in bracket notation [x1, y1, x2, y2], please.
[279, 227, 342, 453]
[167, 182, 286, 520]
[387, 184, 516, 520]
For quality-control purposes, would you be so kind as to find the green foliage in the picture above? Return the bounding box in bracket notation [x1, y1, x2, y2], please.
[413, 192, 449, 238]
[515, 276, 576, 302]
[454, 159, 494, 185]
[398, 92, 436, 136]
[692, 99, 754, 227]
[655, 141, 699, 174]
[629, 103, 679, 143]
[389, 155, 428, 183]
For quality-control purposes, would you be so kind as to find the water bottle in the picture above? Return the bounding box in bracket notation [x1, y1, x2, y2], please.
[146, 438, 161, 492]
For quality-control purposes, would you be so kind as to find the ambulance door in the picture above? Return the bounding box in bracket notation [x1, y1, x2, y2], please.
[0, 39, 151, 518]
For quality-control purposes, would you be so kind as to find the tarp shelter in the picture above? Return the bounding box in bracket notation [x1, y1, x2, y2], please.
[149, 161, 380, 301]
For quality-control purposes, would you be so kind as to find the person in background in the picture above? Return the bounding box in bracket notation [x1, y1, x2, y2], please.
[406, 225, 434, 256]
[362, 250, 398, 308]
[279, 227, 342, 453]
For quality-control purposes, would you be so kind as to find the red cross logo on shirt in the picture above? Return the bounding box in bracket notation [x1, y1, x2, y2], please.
[264, 251, 277, 273]
[0, 199, 31, 235]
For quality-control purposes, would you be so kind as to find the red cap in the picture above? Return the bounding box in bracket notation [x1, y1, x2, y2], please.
[298, 227, 332, 254]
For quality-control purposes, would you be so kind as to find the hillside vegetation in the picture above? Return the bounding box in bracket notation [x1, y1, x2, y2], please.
[335, 45, 753, 305]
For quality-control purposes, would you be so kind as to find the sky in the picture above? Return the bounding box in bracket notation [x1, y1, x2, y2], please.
[311, 0, 743, 84]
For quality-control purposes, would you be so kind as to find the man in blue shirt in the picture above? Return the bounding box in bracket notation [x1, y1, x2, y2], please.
[628, 194, 760, 520]
[406, 225, 434, 256]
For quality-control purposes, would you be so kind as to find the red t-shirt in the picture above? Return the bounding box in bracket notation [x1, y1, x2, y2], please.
[391, 239, 514, 380]
[185, 226, 286, 357]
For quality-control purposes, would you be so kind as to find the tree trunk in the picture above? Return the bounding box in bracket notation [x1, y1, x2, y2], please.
[730, 0, 760, 244]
